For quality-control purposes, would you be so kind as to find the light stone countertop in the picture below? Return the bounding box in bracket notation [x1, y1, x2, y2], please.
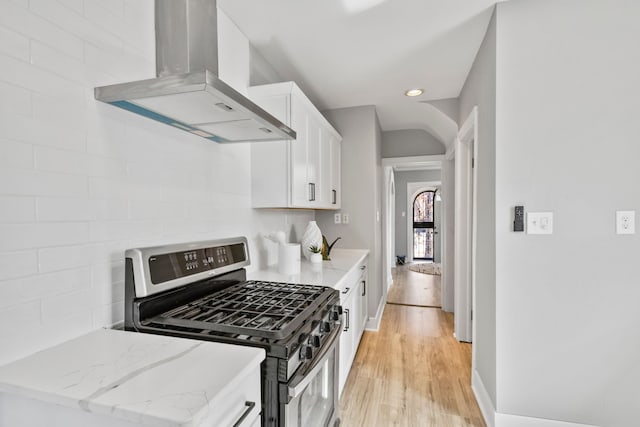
[248, 248, 370, 289]
[0, 329, 264, 427]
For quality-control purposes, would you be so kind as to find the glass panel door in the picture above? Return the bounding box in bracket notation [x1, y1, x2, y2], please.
[413, 191, 435, 260]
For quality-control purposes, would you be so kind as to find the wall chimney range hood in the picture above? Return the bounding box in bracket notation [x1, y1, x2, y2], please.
[94, 0, 295, 143]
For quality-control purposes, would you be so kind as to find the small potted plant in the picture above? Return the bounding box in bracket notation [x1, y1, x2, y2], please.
[309, 245, 322, 264]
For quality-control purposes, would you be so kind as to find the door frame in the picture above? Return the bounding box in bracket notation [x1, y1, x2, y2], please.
[447, 106, 478, 347]
[380, 155, 443, 297]
[406, 182, 441, 263]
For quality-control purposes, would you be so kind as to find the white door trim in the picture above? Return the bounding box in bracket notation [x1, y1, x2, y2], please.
[453, 106, 478, 345]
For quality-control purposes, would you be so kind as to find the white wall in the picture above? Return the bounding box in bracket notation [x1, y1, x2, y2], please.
[316, 106, 384, 324]
[458, 7, 498, 409]
[494, 0, 640, 425]
[381, 129, 444, 158]
[393, 170, 441, 259]
[0, 0, 313, 365]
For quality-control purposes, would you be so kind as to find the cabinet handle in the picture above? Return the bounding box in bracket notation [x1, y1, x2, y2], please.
[362, 280, 366, 296]
[344, 308, 350, 332]
[342, 287, 350, 294]
[332, 189, 337, 204]
[360, 265, 366, 271]
[232, 401, 256, 427]
[308, 183, 316, 201]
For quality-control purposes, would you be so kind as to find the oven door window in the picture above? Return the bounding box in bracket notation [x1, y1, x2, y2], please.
[286, 349, 336, 427]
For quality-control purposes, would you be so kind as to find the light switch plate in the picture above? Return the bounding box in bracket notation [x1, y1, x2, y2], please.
[527, 212, 553, 235]
[616, 210, 635, 234]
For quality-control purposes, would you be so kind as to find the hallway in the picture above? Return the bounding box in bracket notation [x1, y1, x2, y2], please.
[339, 266, 485, 427]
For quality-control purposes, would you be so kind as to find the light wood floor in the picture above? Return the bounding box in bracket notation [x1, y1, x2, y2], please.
[387, 264, 441, 307]
[339, 266, 485, 427]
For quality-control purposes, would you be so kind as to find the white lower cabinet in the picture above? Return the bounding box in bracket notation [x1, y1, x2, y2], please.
[338, 258, 368, 396]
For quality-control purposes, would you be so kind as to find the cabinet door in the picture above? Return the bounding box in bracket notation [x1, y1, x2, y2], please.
[306, 114, 322, 208]
[329, 135, 341, 209]
[290, 98, 311, 207]
[338, 287, 356, 396]
[316, 125, 332, 208]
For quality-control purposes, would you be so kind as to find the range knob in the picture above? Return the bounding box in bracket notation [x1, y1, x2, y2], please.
[330, 305, 343, 321]
[300, 345, 313, 360]
[309, 335, 321, 348]
[320, 321, 332, 333]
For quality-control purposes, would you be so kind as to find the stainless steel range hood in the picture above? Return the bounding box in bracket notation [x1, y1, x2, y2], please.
[94, 0, 295, 143]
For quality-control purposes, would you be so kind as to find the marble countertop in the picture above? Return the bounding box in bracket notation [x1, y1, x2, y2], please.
[248, 248, 369, 289]
[0, 329, 265, 427]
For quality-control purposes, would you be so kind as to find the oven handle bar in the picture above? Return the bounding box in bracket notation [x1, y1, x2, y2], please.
[232, 401, 256, 427]
[287, 324, 341, 399]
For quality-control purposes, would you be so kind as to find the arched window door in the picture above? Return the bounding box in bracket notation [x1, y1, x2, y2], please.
[413, 190, 436, 260]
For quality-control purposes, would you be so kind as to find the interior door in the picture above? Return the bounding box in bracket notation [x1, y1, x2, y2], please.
[413, 191, 436, 260]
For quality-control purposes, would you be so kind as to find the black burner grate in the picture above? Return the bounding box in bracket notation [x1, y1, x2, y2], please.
[148, 281, 331, 340]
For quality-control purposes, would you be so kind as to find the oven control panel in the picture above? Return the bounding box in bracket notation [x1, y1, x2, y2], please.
[149, 243, 247, 284]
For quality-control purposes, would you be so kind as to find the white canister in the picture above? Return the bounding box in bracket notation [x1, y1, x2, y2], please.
[278, 243, 301, 275]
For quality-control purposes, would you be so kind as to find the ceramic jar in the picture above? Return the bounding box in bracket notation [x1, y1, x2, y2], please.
[301, 221, 323, 260]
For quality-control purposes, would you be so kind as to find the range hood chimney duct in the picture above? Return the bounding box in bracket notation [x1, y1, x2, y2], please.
[94, 0, 296, 143]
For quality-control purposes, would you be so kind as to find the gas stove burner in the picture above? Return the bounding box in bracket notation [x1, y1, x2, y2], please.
[147, 280, 333, 340]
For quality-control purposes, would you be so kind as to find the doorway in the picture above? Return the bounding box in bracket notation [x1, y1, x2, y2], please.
[412, 190, 436, 260]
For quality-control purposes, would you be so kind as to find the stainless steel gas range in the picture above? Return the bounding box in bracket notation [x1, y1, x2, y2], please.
[124, 237, 342, 427]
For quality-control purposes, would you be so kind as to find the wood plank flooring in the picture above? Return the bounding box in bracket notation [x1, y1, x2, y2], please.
[387, 264, 441, 308]
[339, 266, 485, 427]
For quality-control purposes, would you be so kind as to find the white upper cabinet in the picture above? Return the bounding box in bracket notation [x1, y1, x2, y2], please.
[248, 82, 342, 210]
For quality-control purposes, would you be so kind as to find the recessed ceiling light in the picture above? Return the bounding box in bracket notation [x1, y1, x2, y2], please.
[404, 88, 424, 97]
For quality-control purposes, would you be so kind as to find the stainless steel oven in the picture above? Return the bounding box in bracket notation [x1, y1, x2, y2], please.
[124, 237, 343, 427]
[283, 323, 340, 427]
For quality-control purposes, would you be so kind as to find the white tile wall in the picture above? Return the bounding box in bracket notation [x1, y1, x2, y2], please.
[0, 0, 314, 365]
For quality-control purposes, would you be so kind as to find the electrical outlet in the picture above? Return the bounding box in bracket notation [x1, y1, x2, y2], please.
[334, 213, 341, 224]
[616, 211, 635, 235]
[342, 213, 349, 224]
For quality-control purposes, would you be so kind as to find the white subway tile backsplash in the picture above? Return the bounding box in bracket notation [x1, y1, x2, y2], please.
[34, 147, 126, 178]
[40, 288, 92, 322]
[0, 139, 34, 169]
[0, 168, 88, 197]
[89, 220, 162, 243]
[0, 251, 38, 280]
[31, 92, 85, 127]
[38, 242, 121, 272]
[56, 0, 83, 14]
[0, 301, 41, 334]
[0, 81, 31, 117]
[29, 0, 123, 52]
[0, 267, 90, 309]
[36, 197, 95, 221]
[0, 1, 84, 60]
[0, 52, 86, 103]
[0, 111, 86, 151]
[0, 25, 29, 61]
[0, 222, 89, 251]
[29, 40, 86, 83]
[0, 196, 35, 222]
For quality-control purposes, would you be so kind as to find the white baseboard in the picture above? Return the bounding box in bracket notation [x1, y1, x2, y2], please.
[495, 413, 598, 427]
[472, 370, 598, 427]
[365, 297, 386, 331]
[472, 369, 496, 427]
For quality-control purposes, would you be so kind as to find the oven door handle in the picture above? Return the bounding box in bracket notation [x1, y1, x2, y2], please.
[287, 325, 341, 399]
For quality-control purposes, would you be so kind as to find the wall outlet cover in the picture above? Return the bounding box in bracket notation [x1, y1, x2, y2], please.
[527, 212, 553, 235]
[334, 213, 341, 224]
[342, 213, 350, 224]
[616, 210, 635, 235]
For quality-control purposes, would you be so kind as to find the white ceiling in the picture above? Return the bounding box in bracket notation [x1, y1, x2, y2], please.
[219, 0, 498, 145]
